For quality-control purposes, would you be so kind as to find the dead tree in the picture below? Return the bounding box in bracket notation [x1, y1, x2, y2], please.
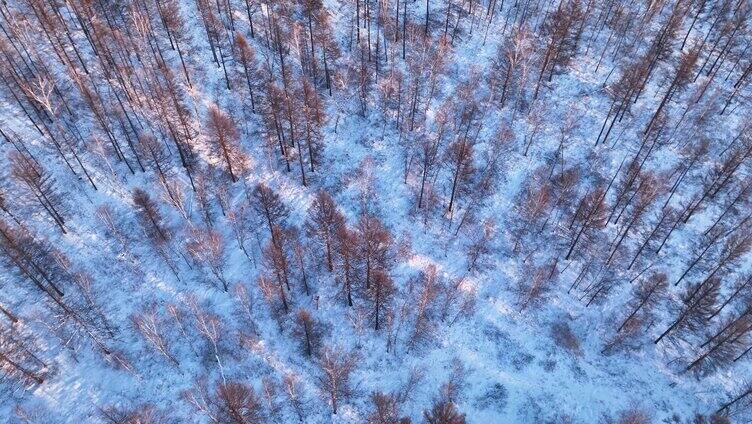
[301, 78, 325, 172]
[132, 188, 171, 247]
[258, 274, 289, 324]
[210, 381, 265, 424]
[605, 173, 663, 266]
[465, 219, 495, 272]
[717, 381, 752, 417]
[0, 220, 113, 354]
[137, 134, 180, 206]
[227, 199, 259, 266]
[97, 403, 170, 424]
[0, 219, 66, 300]
[533, 0, 584, 100]
[683, 141, 752, 224]
[188, 301, 226, 379]
[282, 373, 308, 422]
[289, 228, 311, 296]
[687, 231, 752, 298]
[493, 27, 534, 109]
[511, 173, 553, 251]
[417, 110, 447, 209]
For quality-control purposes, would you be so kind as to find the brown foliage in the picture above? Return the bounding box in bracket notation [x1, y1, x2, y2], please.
[305, 191, 344, 272]
[205, 104, 247, 182]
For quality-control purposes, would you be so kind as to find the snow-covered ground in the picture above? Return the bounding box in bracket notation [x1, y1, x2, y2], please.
[0, 0, 750, 422]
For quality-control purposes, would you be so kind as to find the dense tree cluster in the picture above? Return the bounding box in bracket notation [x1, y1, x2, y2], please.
[0, 0, 750, 421]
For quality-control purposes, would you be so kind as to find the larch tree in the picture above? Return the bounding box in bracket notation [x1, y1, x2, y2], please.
[365, 391, 409, 424]
[305, 190, 345, 272]
[315, 347, 358, 415]
[252, 183, 290, 244]
[261, 226, 292, 313]
[184, 380, 264, 424]
[205, 104, 247, 183]
[565, 186, 608, 260]
[408, 265, 442, 350]
[8, 151, 67, 233]
[335, 224, 358, 307]
[615, 273, 669, 334]
[235, 34, 259, 113]
[293, 308, 323, 357]
[516, 260, 558, 312]
[417, 107, 448, 210]
[258, 274, 289, 324]
[655, 278, 721, 344]
[686, 312, 751, 374]
[132, 188, 182, 281]
[0, 323, 46, 385]
[369, 269, 395, 331]
[357, 214, 393, 290]
[423, 394, 466, 424]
